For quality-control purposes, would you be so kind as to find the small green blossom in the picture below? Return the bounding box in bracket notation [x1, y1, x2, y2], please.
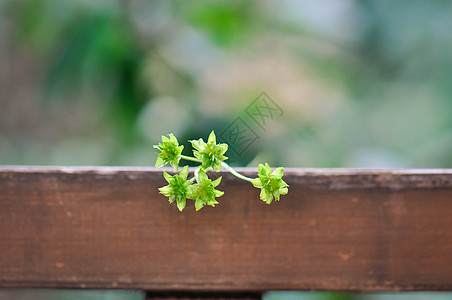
[191, 131, 228, 172]
[251, 163, 289, 204]
[188, 171, 224, 211]
[154, 133, 184, 172]
[158, 166, 192, 211]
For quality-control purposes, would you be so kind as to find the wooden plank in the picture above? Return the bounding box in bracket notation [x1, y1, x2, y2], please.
[1, 166, 452, 291]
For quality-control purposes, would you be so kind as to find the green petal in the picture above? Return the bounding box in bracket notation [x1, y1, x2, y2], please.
[187, 185, 195, 197]
[190, 140, 199, 150]
[163, 172, 172, 183]
[208, 198, 219, 206]
[195, 199, 205, 211]
[214, 162, 222, 172]
[279, 187, 288, 195]
[162, 135, 170, 143]
[263, 163, 272, 176]
[274, 191, 281, 201]
[251, 178, 262, 188]
[260, 188, 273, 204]
[208, 130, 216, 144]
[176, 196, 186, 211]
[280, 180, 289, 188]
[218, 154, 228, 161]
[179, 166, 189, 180]
[191, 139, 205, 151]
[158, 185, 172, 197]
[218, 144, 228, 154]
[272, 167, 284, 179]
[169, 133, 177, 144]
[200, 139, 207, 148]
[212, 176, 222, 187]
[155, 157, 166, 168]
[193, 151, 202, 160]
[258, 164, 265, 176]
[197, 170, 208, 182]
[214, 190, 224, 197]
[170, 160, 179, 172]
[260, 188, 268, 202]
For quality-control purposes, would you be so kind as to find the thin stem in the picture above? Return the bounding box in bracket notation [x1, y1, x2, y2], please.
[221, 162, 255, 183]
[189, 168, 203, 183]
[194, 167, 200, 183]
[181, 155, 254, 183]
[180, 155, 202, 163]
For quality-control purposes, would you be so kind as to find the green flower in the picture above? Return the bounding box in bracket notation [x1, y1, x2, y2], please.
[251, 163, 289, 204]
[190, 131, 228, 172]
[189, 171, 224, 211]
[154, 133, 184, 172]
[158, 166, 192, 211]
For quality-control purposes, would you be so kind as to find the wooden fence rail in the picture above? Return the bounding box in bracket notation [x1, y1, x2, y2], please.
[1, 166, 452, 296]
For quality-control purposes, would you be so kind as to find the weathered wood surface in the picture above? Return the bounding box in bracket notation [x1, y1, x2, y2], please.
[1, 166, 452, 291]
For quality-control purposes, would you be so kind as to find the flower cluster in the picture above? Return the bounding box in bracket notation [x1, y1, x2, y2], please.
[189, 171, 224, 211]
[158, 166, 192, 211]
[155, 132, 225, 211]
[252, 163, 288, 204]
[154, 131, 289, 211]
[153, 133, 183, 172]
[158, 166, 223, 211]
[191, 131, 228, 172]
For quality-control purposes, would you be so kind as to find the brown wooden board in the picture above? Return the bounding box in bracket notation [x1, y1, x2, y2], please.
[1, 166, 452, 291]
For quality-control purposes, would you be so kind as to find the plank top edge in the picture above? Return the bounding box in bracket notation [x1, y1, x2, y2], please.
[1, 166, 452, 190]
[1, 165, 452, 174]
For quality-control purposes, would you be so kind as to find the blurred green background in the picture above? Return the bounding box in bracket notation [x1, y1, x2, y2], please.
[2, 0, 452, 169]
[1, 0, 452, 299]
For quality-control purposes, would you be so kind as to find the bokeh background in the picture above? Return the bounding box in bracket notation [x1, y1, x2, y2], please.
[3, 0, 452, 169]
[1, 0, 452, 299]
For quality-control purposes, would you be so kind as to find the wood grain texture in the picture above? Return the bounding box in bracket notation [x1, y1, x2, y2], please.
[1, 166, 452, 291]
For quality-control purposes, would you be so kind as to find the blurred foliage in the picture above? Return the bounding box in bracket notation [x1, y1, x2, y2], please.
[265, 291, 352, 300]
[1, 0, 450, 167]
[264, 291, 452, 300]
[0, 289, 143, 300]
[11, 0, 150, 143]
[175, 1, 257, 47]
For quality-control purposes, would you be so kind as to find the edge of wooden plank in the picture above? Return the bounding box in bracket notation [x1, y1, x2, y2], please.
[1, 166, 452, 190]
